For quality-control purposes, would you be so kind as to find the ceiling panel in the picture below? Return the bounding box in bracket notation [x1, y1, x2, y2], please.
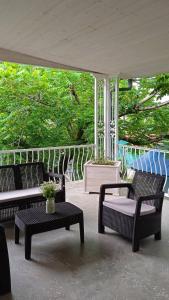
[0, 0, 169, 77]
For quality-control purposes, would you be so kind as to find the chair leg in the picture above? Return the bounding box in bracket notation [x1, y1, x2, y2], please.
[0, 226, 11, 295]
[98, 203, 105, 234]
[132, 238, 140, 252]
[98, 223, 105, 234]
[155, 231, 161, 240]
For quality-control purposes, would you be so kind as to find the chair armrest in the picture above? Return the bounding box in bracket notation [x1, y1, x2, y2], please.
[89, 183, 131, 195]
[48, 172, 65, 190]
[48, 172, 64, 179]
[100, 182, 132, 196]
[135, 192, 164, 217]
[99, 183, 132, 204]
[137, 192, 164, 203]
[100, 182, 132, 192]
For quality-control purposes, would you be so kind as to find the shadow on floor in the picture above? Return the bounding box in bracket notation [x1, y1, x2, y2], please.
[29, 234, 120, 272]
[0, 293, 14, 300]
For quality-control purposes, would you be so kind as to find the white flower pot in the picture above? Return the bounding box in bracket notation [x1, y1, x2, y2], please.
[84, 160, 121, 193]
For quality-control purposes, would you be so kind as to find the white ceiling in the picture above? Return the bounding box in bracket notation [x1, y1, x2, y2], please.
[0, 0, 169, 78]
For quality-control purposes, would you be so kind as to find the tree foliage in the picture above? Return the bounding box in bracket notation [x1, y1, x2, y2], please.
[0, 62, 169, 149]
[0, 63, 94, 149]
[119, 76, 169, 145]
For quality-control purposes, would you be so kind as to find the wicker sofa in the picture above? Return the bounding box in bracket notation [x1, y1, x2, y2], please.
[0, 162, 65, 222]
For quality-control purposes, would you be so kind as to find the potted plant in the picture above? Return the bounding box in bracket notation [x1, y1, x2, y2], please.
[40, 181, 60, 214]
[84, 158, 121, 193]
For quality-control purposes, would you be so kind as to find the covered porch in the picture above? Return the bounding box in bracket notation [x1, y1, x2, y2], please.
[1, 0, 169, 299]
[1, 1, 169, 162]
[3, 180, 169, 300]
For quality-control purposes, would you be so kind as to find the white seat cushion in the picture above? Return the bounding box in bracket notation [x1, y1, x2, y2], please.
[0, 187, 42, 203]
[103, 195, 155, 217]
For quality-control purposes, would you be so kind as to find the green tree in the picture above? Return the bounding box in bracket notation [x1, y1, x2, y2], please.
[118, 76, 169, 145]
[0, 63, 94, 149]
[0, 62, 169, 150]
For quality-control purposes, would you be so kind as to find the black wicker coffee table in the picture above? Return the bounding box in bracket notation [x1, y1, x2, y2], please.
[15, 202, 84, 260]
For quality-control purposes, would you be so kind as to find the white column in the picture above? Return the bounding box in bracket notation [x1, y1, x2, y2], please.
[114, 77, 119, 161]
[104, 78, 111, 159]
[94, 77, 99, 158]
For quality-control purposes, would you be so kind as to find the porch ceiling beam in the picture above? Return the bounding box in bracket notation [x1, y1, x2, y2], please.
[0, 47, 103, 75]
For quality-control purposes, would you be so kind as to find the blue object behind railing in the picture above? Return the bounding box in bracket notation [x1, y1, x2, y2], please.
[132, 150, 169, 176]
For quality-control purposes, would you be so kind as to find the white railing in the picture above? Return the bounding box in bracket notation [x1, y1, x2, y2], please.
[2, 143, 168, 190]
[0, 144, 95, 181]
[119, 145, 169, 193]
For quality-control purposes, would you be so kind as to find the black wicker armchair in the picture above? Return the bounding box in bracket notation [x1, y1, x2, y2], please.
[98, 171, 165, 252]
